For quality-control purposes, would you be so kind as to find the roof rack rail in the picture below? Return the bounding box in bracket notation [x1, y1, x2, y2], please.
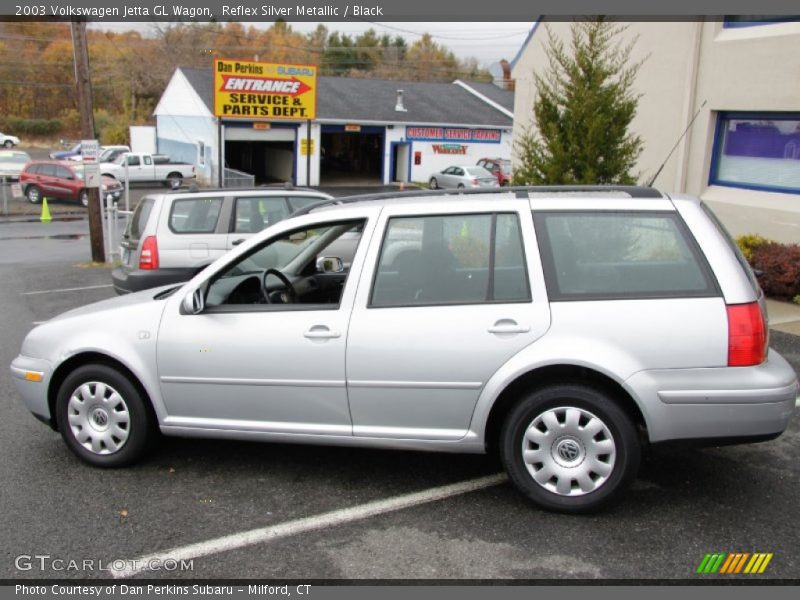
[166, 184, 318, 194]
[290, 185, 662, 217]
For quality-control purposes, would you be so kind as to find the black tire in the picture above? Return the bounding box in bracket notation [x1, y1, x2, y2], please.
[3, 140, 13, 148]
[26, 185, 42, 204]
[167, 173, 182, 189]
[429, 177, 438, 189]
[79, 189, 89, 207]
[55, 364, 158, 468]
[501, 180, 509, 187]
[457, 183, 465, 190]
[500, 384, 640, 513]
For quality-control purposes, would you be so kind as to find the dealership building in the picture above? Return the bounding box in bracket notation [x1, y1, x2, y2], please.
[154, 67, 513, 187]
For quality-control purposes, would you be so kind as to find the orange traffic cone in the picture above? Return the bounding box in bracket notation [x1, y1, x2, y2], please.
[40, 198, 51, 223]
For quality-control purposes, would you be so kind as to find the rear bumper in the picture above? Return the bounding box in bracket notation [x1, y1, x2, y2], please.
[112, 265, 195, 295]
[626, 349, 798, 443]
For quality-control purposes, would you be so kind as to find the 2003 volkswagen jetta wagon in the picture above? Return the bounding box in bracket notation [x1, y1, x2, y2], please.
[10, 186, 798, 512]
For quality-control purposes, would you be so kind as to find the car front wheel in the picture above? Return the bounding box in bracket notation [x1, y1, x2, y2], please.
[79, 189, 89, 207]
[26, 185, 42, 204]
[4, 140, 13, 148]
[500, 384, 640, 513]
[55, 364, 157, 467]
[429, 177, 438, 189]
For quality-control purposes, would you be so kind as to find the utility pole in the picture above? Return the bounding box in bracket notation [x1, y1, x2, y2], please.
[70, 19, 105, 263]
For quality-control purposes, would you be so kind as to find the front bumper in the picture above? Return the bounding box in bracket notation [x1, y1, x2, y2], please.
[10, 355, 53, 425]
[627, 349, 798, 443]
[112, 265, 194, 295]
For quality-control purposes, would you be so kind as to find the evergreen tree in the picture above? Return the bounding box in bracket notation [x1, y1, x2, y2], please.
[514, 19, 645, 185]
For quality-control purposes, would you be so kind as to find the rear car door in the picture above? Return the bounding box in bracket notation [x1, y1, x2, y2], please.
[226, 195, 291, 249]
[345, 200, 551, 440]
[159, 195, 228, 268]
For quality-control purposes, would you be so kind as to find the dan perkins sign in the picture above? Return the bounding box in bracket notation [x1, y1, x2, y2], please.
[214, 59, 317, 120]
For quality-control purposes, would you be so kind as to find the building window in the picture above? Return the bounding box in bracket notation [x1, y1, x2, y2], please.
[722, 16, 800, 28]
[710, 112, 800, 195]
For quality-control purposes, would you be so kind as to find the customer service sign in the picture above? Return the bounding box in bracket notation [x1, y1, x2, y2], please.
[213, 59, 317, 120]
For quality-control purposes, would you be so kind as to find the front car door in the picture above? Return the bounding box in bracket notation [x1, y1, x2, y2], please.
[155, 207, 377, 436]
[346, 199, 551, 440]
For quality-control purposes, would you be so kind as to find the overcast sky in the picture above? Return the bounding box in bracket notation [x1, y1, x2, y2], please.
[91, 21, 535, 66]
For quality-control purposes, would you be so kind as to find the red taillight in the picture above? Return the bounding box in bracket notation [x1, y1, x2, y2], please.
[139, 236, 159, 270]
[727, 302, 767, 367]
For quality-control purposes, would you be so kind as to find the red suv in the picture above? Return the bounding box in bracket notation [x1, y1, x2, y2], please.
[19, 160, 123, 207]
[477, 158, 512, 186]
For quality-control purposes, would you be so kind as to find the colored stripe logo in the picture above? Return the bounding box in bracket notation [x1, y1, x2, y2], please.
[696, 552, 773, 574]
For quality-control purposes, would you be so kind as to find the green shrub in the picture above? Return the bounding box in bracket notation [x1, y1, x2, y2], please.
[4, 116, 63, 136]
[736, 234, 772, 262]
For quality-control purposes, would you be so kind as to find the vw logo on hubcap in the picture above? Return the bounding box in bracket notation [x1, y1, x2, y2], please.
[91, 408, 109, 428]
[553, 438, 583, 465]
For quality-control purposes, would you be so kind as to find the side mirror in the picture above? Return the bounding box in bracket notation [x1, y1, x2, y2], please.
[316, 256, 344, 273]
[182, 287, 205, 314]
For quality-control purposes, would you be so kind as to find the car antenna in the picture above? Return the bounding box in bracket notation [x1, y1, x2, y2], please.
[646, 99, 708, 187]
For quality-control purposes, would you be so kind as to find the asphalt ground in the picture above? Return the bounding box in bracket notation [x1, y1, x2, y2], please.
[1, 222, 799, 582]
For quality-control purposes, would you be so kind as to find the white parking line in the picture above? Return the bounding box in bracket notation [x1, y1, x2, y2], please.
[111, 472, 507, 579]
[21, 284, 113, 296]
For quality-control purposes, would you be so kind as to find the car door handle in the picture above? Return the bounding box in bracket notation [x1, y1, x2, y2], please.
[303, 326, 341, 340]
[231, 239, 245, 246]
[488, 320, 530, 335]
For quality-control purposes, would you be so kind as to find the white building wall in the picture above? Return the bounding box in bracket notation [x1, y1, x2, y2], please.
[512, 19, 800, 241]
[295, 122, 321, 186]
[408, 130, 513, 184]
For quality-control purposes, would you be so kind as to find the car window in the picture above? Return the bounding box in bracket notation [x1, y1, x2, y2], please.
[144, 156, 152, 166]
[454, 168, 464, 176]
[39, 164, 57, 177]
[234, 196, 289, 233]
[371, 213, 531, 307]
[127, 198, 155, 240]
[54, 166, 73, 179]
[534, 211, 718, 300]
[25, 164, 40, 175]
[205, 219, 366, 310]
[127, 155, 140, 167]
[169, 197, 223, 234]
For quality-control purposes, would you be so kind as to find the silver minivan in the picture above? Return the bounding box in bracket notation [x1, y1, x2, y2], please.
[11, 186, 797, 512]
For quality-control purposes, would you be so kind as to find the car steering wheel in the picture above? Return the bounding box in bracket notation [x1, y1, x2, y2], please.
[261, 268, 298, 304]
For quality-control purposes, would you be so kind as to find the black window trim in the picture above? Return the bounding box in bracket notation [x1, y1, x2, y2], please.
[532, 209, 722, 302]
[367, 210, 533, 309]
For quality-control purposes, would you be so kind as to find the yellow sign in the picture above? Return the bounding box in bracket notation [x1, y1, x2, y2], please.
[214, 59, 317, 120]
[300, 139, 315, 156]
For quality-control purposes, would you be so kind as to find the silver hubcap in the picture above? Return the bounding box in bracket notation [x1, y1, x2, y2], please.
[67, 382, 130, 455]
[29, 188, 39, 202]
[521, 406, 616, 496]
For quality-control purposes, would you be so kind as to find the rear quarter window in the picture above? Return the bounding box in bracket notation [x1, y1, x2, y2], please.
[169, 197, 224, 234]
[534, 211, 719, 300]
[128, 197, 155, 240]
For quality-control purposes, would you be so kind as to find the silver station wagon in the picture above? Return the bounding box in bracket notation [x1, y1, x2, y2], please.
[11, 186, 797, 512]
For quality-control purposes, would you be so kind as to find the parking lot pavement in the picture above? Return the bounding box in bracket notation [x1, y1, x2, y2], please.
[1, 259, 799, 581]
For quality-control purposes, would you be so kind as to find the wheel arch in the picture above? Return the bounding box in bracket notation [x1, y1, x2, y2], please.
[482, 364, 648, 454]
[47, 352, 156, 431]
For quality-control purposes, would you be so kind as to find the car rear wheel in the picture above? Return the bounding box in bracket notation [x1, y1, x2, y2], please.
[500, 384, 640, 513]
[55, 364, 157, 467]
[429, 177, 438, 189]
[457, 183, 465, 190]
[79, 189, 89, 207]
[166, 173, 182, 189]
[26, 185, 42, 204]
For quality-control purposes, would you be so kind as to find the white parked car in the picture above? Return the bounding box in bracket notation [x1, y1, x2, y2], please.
[0, 150, 31, 180]
[0, 132, 21, 148]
